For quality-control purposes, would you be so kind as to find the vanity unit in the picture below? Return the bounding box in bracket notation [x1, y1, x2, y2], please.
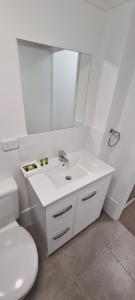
[26, 150, 114, 256]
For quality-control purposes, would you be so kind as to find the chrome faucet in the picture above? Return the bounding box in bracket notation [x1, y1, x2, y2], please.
[58, 150, 69, 164]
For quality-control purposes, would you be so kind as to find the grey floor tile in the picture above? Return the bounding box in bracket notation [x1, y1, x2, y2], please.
[26, 252, 75, 300]
[57, 281, 89, 300]
[59, 220, 108, 277]
[25, 213, 135, 300]
[120, 201, 135, 236]
[26, 221, 47, 260]
[108, 227, 135, 281]
[95, 213, 128, 247]
[60, 213, 127, 277]
[77, 247, 135, 300]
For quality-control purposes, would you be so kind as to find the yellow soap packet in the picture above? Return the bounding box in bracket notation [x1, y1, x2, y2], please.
[40, 157, 48, 167]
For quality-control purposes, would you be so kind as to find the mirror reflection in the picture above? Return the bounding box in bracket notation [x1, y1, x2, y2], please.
[18, 39, 92, 134]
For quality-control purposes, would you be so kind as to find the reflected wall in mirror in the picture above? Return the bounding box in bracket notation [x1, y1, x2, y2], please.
[17, 39, 92, 134]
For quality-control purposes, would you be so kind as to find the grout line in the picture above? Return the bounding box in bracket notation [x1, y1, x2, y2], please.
[83, 0, 106, 11]
[106, 244, 135, 283]
[83, 0, 133, 11]
[105, 0, 134, 11]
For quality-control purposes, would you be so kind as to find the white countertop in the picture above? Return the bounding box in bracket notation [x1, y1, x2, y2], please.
[28, 150, 115, 207]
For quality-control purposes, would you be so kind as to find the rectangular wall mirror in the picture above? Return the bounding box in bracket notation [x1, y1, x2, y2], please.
[17, 39, 92, 134]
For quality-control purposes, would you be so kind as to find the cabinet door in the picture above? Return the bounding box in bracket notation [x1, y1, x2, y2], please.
[46, 193, 76, 255]
[73, 175, 111, 236]
[47, 226, 73, 255]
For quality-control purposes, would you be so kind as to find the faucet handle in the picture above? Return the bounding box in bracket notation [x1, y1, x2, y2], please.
[59, 150, 67, 156]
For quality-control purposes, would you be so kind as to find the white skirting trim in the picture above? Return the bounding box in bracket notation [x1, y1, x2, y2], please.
[103, 195, 120, 220]
[19, 204, 40, 227]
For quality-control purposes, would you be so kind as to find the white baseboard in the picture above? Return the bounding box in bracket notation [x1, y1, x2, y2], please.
[19, 204, 41, 227]
[103, 195, 120, 220]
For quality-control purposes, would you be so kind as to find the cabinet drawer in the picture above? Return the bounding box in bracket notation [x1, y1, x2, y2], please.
[73, 176, 111, 235]
[46, 193, 76, 235]
[47, 226, 73, 255]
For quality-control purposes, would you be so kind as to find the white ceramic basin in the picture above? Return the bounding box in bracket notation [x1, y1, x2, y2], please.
[45, 162, 88, 188]
[27, 150, 115, 207]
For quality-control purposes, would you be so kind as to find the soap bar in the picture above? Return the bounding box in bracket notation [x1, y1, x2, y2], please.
[40, 157, 48, 166]
[23, 163, 37, 172]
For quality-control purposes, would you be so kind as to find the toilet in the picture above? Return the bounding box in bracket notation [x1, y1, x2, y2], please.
[0, 177, 38, 300]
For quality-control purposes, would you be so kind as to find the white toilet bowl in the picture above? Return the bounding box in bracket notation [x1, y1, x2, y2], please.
[0, 177, 39, 300]
[0, 221, 38, 300]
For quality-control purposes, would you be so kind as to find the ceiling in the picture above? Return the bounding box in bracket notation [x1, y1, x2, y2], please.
[85, 0, 133, 10]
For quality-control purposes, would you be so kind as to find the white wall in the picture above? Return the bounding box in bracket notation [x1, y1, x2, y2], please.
[101, 4, 135, 219]
[83, 1, 135, 219]
[52, 50, 78, 130]
[75, 53, 92, 125]
[92, 61, 119, 132]
[90, 1, 134, 156]
[0, 0, 105, 141]
[18, 42, 52, 133]
[0, 0, 105, 218]
[104, 70, 135, 219]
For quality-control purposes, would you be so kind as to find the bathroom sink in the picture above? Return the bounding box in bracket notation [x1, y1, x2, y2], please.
[45, 162, 88, 188]
[27, 150, 115, 207]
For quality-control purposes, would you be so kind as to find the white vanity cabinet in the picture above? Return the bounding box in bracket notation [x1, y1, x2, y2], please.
[43, 175, 111, 255]
[26, 150, 114, 256]
[45, 193, 76, 255]
[27, 173, 112, 256]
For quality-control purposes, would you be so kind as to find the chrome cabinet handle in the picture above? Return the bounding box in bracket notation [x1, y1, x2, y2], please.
[53, 205, 72, 218]
[53, 227, 70, 240]
[82, 191, 97, 201]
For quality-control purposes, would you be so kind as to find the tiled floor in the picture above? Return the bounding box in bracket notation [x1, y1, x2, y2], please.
[120, 201, 135, 236]
[25, 213, 135, 300]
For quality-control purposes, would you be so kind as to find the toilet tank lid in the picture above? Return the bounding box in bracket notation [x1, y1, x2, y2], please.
[0, 177, 18, 198]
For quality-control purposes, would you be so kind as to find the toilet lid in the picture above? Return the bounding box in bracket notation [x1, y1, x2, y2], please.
[0, 222, 38, 300]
